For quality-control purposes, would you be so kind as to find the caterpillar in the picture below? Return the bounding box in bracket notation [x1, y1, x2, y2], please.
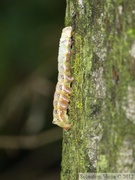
[52, 26, 74, 130]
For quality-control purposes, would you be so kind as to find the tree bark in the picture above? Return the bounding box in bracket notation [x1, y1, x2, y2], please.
[61, 0, 135, 179]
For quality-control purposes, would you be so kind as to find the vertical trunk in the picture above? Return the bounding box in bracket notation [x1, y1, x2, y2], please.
[61, 0, 135, 179]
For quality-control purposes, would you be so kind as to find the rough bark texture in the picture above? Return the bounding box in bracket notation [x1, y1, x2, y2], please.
[61, 0, 135, 179]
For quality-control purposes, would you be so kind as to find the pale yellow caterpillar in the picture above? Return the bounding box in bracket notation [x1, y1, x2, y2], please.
[52, 26, 74, 130]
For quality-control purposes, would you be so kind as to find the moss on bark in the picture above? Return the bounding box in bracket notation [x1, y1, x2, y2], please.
[61, 0, 135, 179]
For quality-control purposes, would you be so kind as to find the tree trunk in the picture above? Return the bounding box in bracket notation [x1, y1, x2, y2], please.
[61, 0, 135, 179]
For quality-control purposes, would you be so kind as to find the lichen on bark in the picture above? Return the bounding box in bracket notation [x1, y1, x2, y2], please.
[61, 0, 135, 179]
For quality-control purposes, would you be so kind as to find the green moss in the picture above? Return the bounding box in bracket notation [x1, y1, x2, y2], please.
[127, 28, 135, 38]
[62, 0, 135, 178]
[97, 155, 109, 171]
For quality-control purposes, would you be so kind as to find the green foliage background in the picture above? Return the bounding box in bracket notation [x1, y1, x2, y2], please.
[0, 0, 65, 179]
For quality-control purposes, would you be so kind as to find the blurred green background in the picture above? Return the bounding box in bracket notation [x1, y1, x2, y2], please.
[0, 0, 65, 179]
